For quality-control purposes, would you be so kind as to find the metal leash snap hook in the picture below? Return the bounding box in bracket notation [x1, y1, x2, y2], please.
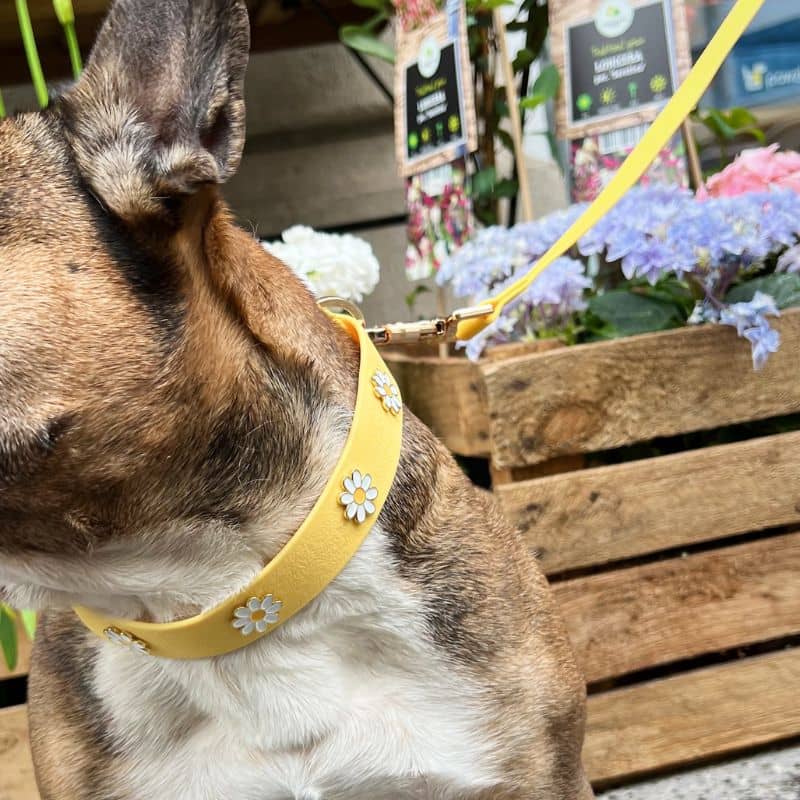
[363, 303, 495, 346]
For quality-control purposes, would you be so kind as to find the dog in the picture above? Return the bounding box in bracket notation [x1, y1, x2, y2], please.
[0, 1, 593, 797]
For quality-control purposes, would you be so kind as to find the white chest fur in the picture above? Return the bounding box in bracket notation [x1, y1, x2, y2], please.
[92, 530, 501, 800]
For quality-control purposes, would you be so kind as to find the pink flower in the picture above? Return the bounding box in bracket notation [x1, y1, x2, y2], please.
[700, 145, 800, 198]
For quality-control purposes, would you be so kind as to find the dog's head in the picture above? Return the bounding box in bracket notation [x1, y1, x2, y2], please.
[0, 0, 352, 611]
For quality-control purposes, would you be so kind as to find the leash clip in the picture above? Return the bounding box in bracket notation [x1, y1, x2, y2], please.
[365, 304, 494, 346]
[318, 296, 493, 346]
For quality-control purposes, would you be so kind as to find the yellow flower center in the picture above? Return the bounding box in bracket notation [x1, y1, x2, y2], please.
[251, 609, 266, 622]
[353, 488, 367, 504]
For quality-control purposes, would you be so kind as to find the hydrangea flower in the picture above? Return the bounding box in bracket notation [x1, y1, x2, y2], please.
[263, 226, 380, 303]
[437, 185, 800, 364]
[699, 144, 800, 198]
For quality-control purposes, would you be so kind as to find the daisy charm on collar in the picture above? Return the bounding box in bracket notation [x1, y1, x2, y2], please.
[372, 370, 402, 415]
[104, 627, 150, 656]
[232, 595, 283, 636]
[339, 469, 379, 523]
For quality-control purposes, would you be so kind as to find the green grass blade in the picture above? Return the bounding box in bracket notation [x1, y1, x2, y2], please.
[16, 0, 49, 109]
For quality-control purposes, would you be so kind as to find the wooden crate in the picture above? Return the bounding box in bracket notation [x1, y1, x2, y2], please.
[386, 306, 800, 788]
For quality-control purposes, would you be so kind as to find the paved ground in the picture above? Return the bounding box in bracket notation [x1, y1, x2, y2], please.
[599, 746, 800, 800]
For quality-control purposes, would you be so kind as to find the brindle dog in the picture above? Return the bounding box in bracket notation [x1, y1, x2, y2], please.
[0, 1, 593, 797]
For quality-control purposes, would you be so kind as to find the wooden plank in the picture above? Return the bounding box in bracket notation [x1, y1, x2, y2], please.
[482, 308, 800, 467]
[555, 532, 800, 684]
[383, 339, 561, 458]
[584, 648, 800, 787]
[497, 430, 800, 573]
[0, 707, 37, 800]
[384, 351, 490, 457]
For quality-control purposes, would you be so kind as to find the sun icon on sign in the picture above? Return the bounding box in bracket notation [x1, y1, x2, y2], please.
[600, 87, 616, 105]
[650, 74, 668, 93]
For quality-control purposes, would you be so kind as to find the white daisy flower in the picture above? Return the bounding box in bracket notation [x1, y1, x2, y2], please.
[371, 371, 402, 415]
[104, 627, 150, 656]
[339, 470, 379, 524]
[232, 595, 282, 636]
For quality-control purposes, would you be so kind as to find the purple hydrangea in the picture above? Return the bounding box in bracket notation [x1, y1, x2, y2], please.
[437, 186, 800, 363]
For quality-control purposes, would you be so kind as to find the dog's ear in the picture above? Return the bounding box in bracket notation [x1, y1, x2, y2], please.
[61, 0, 249, 221]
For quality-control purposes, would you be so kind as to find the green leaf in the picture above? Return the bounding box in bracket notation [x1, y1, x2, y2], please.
[494, 178, 519, 198]
[512, 47, 536, 72]
[726, 273, 800, 310]
[701, 108, 737, 141]
[531, 64, 561, 100]
[405, 284, 431, 311]
[339, 23, 395, 63]
[695, 107, 765, 144]
[20, 609, 37, 641]
[471, 166, 497, 197]
[0, 605, 18, 672]
[520, 92, 548, 110]
[726, 107, 759, 128]
[587, 290, 683, 338]
[468, 0, 514, 10]
[495, 128, 515, 152]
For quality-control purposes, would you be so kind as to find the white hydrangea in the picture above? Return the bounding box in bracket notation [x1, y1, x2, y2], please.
[262, 226, 380, 303]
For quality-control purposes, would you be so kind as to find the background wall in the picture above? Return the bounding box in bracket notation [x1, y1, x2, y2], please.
[2, 39, 568, 324]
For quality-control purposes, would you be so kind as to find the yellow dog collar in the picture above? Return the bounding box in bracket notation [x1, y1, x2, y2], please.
[74, 312, 403, 659]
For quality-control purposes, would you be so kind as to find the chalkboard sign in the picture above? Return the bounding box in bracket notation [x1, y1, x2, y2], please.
[404, 41, 467, 167]
[565, 0, 678, 128]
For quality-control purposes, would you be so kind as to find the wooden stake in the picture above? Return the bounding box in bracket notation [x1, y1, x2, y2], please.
[681, 119, 703, 191]
[493, 8, 534, 223]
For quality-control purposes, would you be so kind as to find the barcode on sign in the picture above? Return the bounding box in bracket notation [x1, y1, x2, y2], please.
[598, 124, 650, 155]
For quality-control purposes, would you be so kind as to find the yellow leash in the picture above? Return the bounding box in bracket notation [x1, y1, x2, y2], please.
[454, 0, 765, 341]
[364, 0, 765, 346]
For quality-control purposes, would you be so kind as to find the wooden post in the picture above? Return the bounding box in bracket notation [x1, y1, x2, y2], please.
[493, 8, 534, 223]
[681, 119, 704, 191]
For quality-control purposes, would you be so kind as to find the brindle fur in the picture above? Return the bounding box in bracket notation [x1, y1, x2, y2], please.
[0, 1, 593, 797]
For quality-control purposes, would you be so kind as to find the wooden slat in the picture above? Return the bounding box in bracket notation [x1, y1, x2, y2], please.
[555, 533, 800, 684]
[384, 339, 560, 457]
[584, 648, 800, 787]
[497, 430, 800, 573]
[0, 706, 37, 800]
[384, 351, 490, 457]
[482, 308, 800, 467]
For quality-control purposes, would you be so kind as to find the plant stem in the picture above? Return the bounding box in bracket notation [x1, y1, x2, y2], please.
[64, 20, 82, 78]
[16, 0, 48, 109]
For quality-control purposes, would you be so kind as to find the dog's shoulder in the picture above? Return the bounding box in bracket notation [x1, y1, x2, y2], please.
[28, 613, 117, 799]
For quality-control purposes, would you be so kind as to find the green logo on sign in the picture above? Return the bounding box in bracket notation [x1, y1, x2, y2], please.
[577, 93, 593, 112]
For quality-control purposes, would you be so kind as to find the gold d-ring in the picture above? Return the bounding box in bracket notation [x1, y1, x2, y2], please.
[317, 296, 366, 321]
